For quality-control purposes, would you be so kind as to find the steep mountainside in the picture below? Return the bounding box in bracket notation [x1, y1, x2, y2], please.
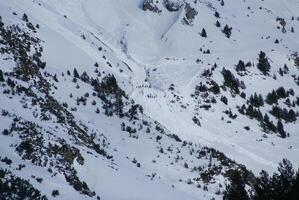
[0, 0, 298, 199]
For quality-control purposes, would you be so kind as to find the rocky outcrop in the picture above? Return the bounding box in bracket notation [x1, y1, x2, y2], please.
[182, 3, 198, 25]
[142, 0, 162, 14]
[163, 0, 183, 12]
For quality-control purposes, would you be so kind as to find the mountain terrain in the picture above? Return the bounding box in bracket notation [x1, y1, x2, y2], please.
[0, 0, 299, 199]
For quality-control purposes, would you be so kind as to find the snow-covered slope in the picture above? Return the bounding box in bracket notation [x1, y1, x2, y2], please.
[0, 0, 298, 199]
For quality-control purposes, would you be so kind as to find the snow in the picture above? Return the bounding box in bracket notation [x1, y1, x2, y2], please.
[0, 0, 299, 199]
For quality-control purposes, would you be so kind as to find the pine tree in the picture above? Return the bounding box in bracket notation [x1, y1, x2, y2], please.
[223, 170, 249, 200]
[246, 104, 254, 118]
[290, 171, 299, 200]
[0, 16, 3, 27]
[257, 51, 271, 75]
[288, 109, 296, 122]
[216, 20, 221, 27]
[273, 159, 295, 199]
[221, 0, 225, 6]
[254, 159, 299, 200]
[80, 71, 90, 83]
[248, 93, 264, 107]
[258, 94, 264, 107]
[276, 86, 287, 98]
[73, 68, 79, 78]
[254, 93, 259, 106]
[266, 90, 278, 105]
[283, 64, 289, 74]
[200, 28, 207, 37]
[264, 114, 270, 124]
[22, 13, 29, 22]
[235, 60, 246, 71]
[222, 68, 240, 94]
[222, 25, 232, 38]
[53, 74, 58, 82]
[277, 120, 286, 138]
[255, 170, 272, 200]
[0, 69, 4, 82]
[279, 68, 284, 76]
[262, 113, 277, 133]
[271, 105, 281, 119]
[214, 11, 220, 18]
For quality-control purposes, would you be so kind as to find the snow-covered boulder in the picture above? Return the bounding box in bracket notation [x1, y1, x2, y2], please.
[163, 0, 184, 12]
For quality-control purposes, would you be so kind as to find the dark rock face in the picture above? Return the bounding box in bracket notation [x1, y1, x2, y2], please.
[142, 0, 162, 14]
[182, 3, 198, 25]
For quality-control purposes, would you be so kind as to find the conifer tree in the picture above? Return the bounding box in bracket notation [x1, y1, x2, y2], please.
[288, 109, 296, 122]
[290, 171, 299, 200]
[277, 120, 286, 138]
[22, 13, 29, 22]
[200, 28, 207, 37]
[276, 87, 287, 98]
[214, 11, 220, 18]
[273, 159, 295, 199]
[73, 68, 79, 78]
[0, 69, 4, 82]
[221, 0, 225, 6]
[255, 170, 272, 200]
[236, 60, 246, 71]
[258, 94, 264, 107]
[0, 16, 3, 27]
[266, 90, 278, 105]
[223, 25, 232, 38]
[257, 51, 271, 75]
[254, 159, 299, 200]
[223, 170, 249, 200]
